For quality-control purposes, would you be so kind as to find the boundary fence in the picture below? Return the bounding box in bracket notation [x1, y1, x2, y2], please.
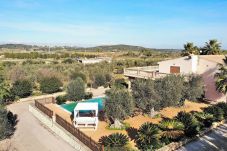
[34, 97, 104, 151]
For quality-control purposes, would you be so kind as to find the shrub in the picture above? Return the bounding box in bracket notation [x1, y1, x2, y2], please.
[135, 122, 162, 150]
[11, 79, 32, 98]
[105, 87, 134, 121]
[56, 95, 67, 105]
[40, 77, 62, 94]
[62, 58, 74, 64]
[215, 102, 227, 117]
[99, 133, 129, 148]
[107, 122, 130, 130]
[105, 73, 112, 83]
[184, 75, 204, 101]
[0, 75, 14, 104]
[67, 77, 86, 101]
[113, 78, 128, 88]
[159, 119, 184, 141]
[84, 92, 93, 99]
[203, 106, 224, 122]
[70, 71, 87, 82]
[93, 74, 106, 87]
[0, 106, 17, 140]
[175, 111, 200, 137]
[194, 112, 214, 128]
[9, 67, 26, 83]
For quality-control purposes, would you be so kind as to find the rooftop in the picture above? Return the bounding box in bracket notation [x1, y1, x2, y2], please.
[74, 102, 98, 111]
[199, 55, 226, 64]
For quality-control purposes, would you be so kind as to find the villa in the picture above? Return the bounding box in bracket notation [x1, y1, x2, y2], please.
[124, 55, 226, 102]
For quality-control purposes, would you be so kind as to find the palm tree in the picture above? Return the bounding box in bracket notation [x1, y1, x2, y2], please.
[215, 69, 227, 96]
[215, 57, 227, 102]
[223, 56, 227, 64]
[135, 122, 162, 150]
[99, 133, 129, 148]
[181, 42, 199, 56]
[175, 111, 200, 137]
[201, 39, 221, 55]
[193, 112, 214, 127]
[159, 119, 184, 141]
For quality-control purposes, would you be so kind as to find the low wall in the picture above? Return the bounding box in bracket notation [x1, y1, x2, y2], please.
[29, 104, 91, 151]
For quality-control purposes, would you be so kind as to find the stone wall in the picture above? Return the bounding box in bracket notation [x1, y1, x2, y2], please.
[29, 104, 91, 151]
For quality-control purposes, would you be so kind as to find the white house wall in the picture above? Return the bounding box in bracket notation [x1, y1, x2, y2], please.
[158, 57, 193, 74]
[158, 56, 226, 102]
[197, 59, 226, 102]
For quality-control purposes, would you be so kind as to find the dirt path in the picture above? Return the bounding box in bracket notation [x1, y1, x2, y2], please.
[4, 101, 77, 151]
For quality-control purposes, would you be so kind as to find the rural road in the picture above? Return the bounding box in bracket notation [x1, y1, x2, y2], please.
[178, 123, 227, 151]
[4, 101, 76, 151]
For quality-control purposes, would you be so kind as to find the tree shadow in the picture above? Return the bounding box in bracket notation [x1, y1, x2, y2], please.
[7, 111, 18, 138]
[70, 111, 74, 122]
[126, 127, 138, 141]
[98, 111, 107, 122]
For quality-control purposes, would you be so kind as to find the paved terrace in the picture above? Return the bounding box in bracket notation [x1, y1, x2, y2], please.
[124, 66, 165, 79]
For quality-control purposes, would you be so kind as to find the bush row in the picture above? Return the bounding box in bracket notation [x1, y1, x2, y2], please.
[99, 102, 227, 150]
[7, 77, 63, 100]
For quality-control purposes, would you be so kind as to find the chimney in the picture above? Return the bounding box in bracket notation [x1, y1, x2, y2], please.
[191, 54, 198, 73]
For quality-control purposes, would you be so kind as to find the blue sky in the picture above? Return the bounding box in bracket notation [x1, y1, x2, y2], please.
[0, 0, 227, 49]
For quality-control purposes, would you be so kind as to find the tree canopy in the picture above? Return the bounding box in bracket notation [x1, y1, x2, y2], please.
[11, 79, 33, 98]
[181, 42, 199, 56]
[131, 75, 204, 114]
[215, 63, 227, 95]
[131, 79, 160, 113]
[181, 40, 223, 56]
[201, 39, 221, 55]
[0, 75, 12, 104]
[67, 77, 86, 101]
[105, 87, 134, 120]
[40, 77, 63, 94]
[184, 75, 204, 101]
[155, 75, 185, 108]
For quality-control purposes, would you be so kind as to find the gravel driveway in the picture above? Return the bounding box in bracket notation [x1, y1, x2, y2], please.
[4, 101, 76, 151]
[178, 123, 227, 151]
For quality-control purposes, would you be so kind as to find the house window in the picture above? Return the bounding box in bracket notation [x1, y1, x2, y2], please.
[170, 66, 180, 74]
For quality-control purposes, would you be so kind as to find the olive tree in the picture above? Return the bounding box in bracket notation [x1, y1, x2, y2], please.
[11, 79, 32, 98]
[155, 75, 185, 108]
[184, 75, 204, 101]
[40, 77, 63, 94]
[105, 87, 134, 122]
[131, 79, 160, 115]
[67, 77, 86, 101]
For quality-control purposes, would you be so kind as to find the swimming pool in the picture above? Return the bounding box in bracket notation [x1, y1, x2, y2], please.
[60, 97, 104, 113]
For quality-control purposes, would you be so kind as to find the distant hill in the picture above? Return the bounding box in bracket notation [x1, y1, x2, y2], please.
[0, 44, 33, 49]
[79, 44, 180, 52]
[0, 43, 181, 52]
[80, 44, 148, 51]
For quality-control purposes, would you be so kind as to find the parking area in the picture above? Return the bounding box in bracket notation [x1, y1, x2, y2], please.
[3, 101, 76, 151]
